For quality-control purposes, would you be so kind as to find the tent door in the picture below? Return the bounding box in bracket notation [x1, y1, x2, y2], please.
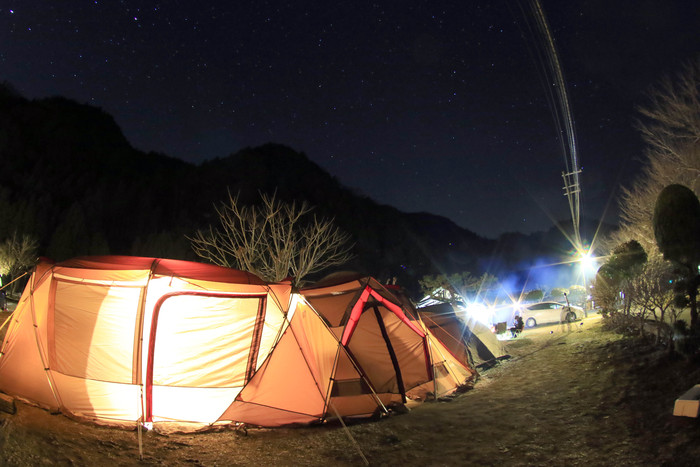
[145, 292, 266, 423]
[345, 302, 407, 402]
[369, 304, 406, 400]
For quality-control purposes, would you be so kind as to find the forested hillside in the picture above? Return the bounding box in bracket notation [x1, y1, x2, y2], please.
[0, 83, 609, 295]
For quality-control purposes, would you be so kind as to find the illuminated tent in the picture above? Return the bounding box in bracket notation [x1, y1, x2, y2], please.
[404, 318, 477, 401]
[382, 284, 478, 398]
[417, 303, 508, 367]
[301, 276, 474, 404]
[0, 256, 392, 429]
[219, 295, 388, 425]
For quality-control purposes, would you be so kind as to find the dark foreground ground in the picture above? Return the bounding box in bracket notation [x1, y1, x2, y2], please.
[2, 312, 700, 466]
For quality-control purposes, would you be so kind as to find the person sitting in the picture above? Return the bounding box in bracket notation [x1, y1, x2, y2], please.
[510, 315, 524, 337]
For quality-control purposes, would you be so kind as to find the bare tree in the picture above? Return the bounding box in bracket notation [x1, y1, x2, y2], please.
[637, 59, 700, 167]
[628, 256, 678, 345]
[0, 232, 39, 294]
[189, 191, 353, 286]
[591, 240, 647, 325]
[605, 58, 700, 254]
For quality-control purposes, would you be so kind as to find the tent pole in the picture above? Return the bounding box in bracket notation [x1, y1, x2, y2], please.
[0, 272, 29, 334]
[330, 402, 369, 466]
[339, 345, 389, 415]
[0, 310, 13, 334]
[30, 279, 65, 410]
[0, 271, 28, 292]
[429, 336, 439, 400]
[299, 295, 389, 416]
[423, 316, 469, 386]
[418, 318, 439, 400]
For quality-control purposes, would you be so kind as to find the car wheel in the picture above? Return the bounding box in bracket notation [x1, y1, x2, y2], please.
[525, 317, 536, 328]
[566, 312, 576, 322]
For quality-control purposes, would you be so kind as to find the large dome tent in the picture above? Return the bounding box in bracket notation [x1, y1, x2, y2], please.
[0, 257, 391, 430]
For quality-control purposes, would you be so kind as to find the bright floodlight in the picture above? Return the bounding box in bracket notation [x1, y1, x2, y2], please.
[465, 302, 491, 326]
[578, 250, 596, 273]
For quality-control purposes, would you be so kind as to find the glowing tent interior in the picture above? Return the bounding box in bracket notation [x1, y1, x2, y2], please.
[0, 256, 294, 428]
[0, 257, 476, 430]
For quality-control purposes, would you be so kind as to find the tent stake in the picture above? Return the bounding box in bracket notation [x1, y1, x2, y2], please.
[138, 418, 144, 461]
[138, 386, 145, 461]
[330, 403, 369, 466]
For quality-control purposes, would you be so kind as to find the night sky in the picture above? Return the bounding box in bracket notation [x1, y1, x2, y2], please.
[1, 1, 698, 238]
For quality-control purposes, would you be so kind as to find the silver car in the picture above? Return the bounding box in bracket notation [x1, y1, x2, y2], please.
[518, 301, 584, 328]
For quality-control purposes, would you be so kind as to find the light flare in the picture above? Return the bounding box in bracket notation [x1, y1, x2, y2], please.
[464, 301, 492, 327]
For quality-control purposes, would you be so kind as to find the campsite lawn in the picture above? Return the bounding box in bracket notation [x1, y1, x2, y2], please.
[2, 311, 700, 466]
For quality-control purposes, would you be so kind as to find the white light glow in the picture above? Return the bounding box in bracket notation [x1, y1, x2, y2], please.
[577, 250, 597, 276]
[464, 302, 492, 327]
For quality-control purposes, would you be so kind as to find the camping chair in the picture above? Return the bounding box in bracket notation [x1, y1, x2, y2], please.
[495, 321, 507, 334]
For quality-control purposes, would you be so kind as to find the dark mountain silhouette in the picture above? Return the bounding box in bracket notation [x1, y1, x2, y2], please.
[0, 83, 613, 296]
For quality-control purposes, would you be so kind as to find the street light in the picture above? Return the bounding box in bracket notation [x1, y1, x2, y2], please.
[576, 249, 597, 316]
[579, 250, 596, 274]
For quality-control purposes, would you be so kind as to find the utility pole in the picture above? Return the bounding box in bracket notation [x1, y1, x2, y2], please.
[562, 169, 582, 249]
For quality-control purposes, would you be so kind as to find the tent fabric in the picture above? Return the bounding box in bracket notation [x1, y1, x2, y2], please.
[218, 296, 385, 425]
[0, 256, 295, 428]
[463, 318, 508, 366]
[302, 277, 476, 403]
[383, 284, 478, 398]
[302, 277, 432, 403]
[0, 258, 480, 429]
[0, 257, 403, 429]
[417, 303, 508, 367]
[406, 318, 477, 400]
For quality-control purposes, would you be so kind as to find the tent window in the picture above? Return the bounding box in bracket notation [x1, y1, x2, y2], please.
[331, 379, 372, 397]
[306, 292, 355, 327]
[433, 362, 448, 377]
[51, 281, 141, 383]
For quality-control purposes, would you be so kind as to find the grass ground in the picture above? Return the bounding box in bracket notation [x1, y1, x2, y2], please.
[1, 313, 700, 466]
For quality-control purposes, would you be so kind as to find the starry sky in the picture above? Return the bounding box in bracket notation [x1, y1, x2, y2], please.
[1, 1, 698, 239]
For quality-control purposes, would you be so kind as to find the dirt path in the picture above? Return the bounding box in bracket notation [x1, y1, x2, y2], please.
[2, 314, 700, 466]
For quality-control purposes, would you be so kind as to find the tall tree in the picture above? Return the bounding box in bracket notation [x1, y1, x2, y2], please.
[523, 289, 544, 302]
[595, 240, 648, 315]
[653, 184, 700, 329]
[607, 58, 700, 254]
[566, 285, 587, 307]
[47, 203, 90, 261]
[592, 264, 622, 315]
[548, 287, 569, 302]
